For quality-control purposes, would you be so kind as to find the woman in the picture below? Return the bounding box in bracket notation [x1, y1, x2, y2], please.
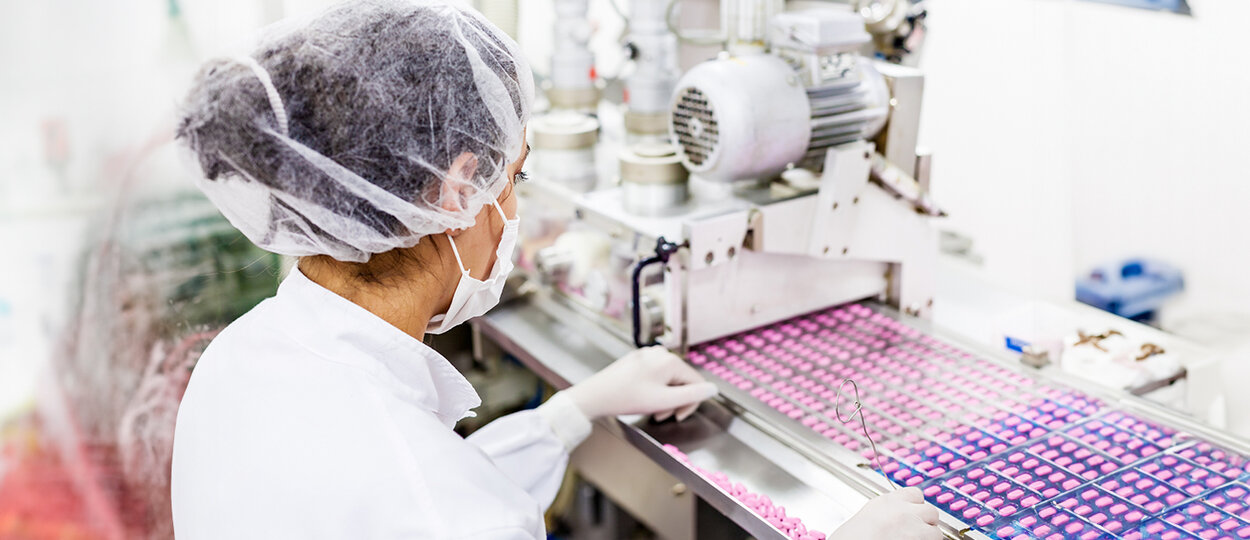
[171, 1, 940, 538]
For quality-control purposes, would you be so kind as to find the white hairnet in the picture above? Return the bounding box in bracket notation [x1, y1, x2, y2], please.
[177, 0, 533, 262]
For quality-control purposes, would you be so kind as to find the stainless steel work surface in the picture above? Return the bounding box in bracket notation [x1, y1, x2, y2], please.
[476, 296, 869, 539]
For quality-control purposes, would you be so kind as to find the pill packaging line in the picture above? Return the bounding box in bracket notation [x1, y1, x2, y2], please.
[684, 302, 1250, 540]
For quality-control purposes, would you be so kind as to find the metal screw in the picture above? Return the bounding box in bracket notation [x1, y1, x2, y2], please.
[574, 209, 585, 220]
[841, 247, 849, 255]
[705, 251, 714, 264]
[853, 197, 859, 204]
[863, 151, 870, 159]
[823, 246, 830, 254]
[833, 202, 839, 210]
[727, 246, 736, 259]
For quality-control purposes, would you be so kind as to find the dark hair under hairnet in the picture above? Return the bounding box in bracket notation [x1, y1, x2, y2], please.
[177, 0, 532, 263]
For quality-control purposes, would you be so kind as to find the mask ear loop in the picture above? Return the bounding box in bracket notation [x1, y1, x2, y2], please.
[490, 198, 508, 221]
[445, 232, 471, 276]
[835, 378, 900, 491]
[446, 198, 508, 277]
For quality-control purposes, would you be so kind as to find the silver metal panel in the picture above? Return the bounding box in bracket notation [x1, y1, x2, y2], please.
[476, 298, 888, 539]
[571, 422, 697, 540]
[872, 62, 924, 179]
[681, 252, 888, 346]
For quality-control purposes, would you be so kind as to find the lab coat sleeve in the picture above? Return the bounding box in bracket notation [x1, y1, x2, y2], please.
[465, 392, 592, 510]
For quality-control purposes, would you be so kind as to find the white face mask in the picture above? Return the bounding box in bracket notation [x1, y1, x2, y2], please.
[426, 199, 519, 334]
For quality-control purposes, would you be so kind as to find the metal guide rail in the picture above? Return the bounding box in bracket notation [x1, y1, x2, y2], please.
[685, 302, 1250, 540]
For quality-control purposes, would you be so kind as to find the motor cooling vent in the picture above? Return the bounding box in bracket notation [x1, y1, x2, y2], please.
[671, 87, 719, 167]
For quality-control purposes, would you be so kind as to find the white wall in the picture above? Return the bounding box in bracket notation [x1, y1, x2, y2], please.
[918, 0, 1073, 302]
[918, 0, 1250, 339]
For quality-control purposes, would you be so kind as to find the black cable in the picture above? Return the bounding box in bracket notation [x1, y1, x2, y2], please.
[631, 236, 680, 348]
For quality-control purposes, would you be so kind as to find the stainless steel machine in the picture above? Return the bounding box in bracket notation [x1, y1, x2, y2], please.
[474, 2, 1250, 539]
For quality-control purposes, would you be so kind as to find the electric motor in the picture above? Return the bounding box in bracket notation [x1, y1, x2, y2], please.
[669, 9, 891, 183]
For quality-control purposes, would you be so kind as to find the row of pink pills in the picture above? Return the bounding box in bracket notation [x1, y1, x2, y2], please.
[1099, 469, 1189, 513]
[661, 444, 827, 540]
[881, 455, 943, 486]
[924, 483, 1007, 528]
[1163, 503, 1250, 539]
[1102, 410, 1180, 445]
[700, 358, 755, 391]
[982, 414, 1050, 446]
[1142, 455, 1232, 495]
[1046, 391, 1105, 415]
[895, 441, 968, 471]
[991, 451, 1082, 496]
[1205, 484, 1250, 522]
[949, 466, 1038, 508]
[902, 382, 976, 423]
[1026, 435, 1119, 480]
[1066, 419, 1162, 463]
[933, 427, 1007, 461]
[1179, 443, 1250, 480]
[886, 448, 949, 482]
[1052, 486, 1147, 532]
[1021, 506, 1112, 540]
[1017, 400, 1083, 431]
[1122, 518, 1210, 540]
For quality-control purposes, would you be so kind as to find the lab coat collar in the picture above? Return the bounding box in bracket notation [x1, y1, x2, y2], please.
[272, 268, 481, 429]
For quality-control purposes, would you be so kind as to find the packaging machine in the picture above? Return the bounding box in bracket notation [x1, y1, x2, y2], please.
[473, 1, 1249, 538]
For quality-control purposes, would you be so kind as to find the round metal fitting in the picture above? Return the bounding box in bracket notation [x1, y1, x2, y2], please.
[620, 143, 689, 215]
[530, 112, 600, 150]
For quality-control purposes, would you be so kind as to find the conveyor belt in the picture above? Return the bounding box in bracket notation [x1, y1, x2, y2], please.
[687, 302, 1250, 540]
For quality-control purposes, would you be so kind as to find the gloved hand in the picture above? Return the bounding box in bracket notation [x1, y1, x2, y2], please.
[828, 487, 941, 540]
[563, 346, 719, 422]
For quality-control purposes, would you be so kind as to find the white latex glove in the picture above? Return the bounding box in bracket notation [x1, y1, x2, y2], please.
[563, 346, 718, 422]
[828, 487, 942, 540]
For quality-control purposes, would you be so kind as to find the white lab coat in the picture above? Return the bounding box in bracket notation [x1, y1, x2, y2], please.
[171, 269, 592, 539]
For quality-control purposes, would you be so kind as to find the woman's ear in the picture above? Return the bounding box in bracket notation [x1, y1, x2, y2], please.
[440, 152, 479, 235]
